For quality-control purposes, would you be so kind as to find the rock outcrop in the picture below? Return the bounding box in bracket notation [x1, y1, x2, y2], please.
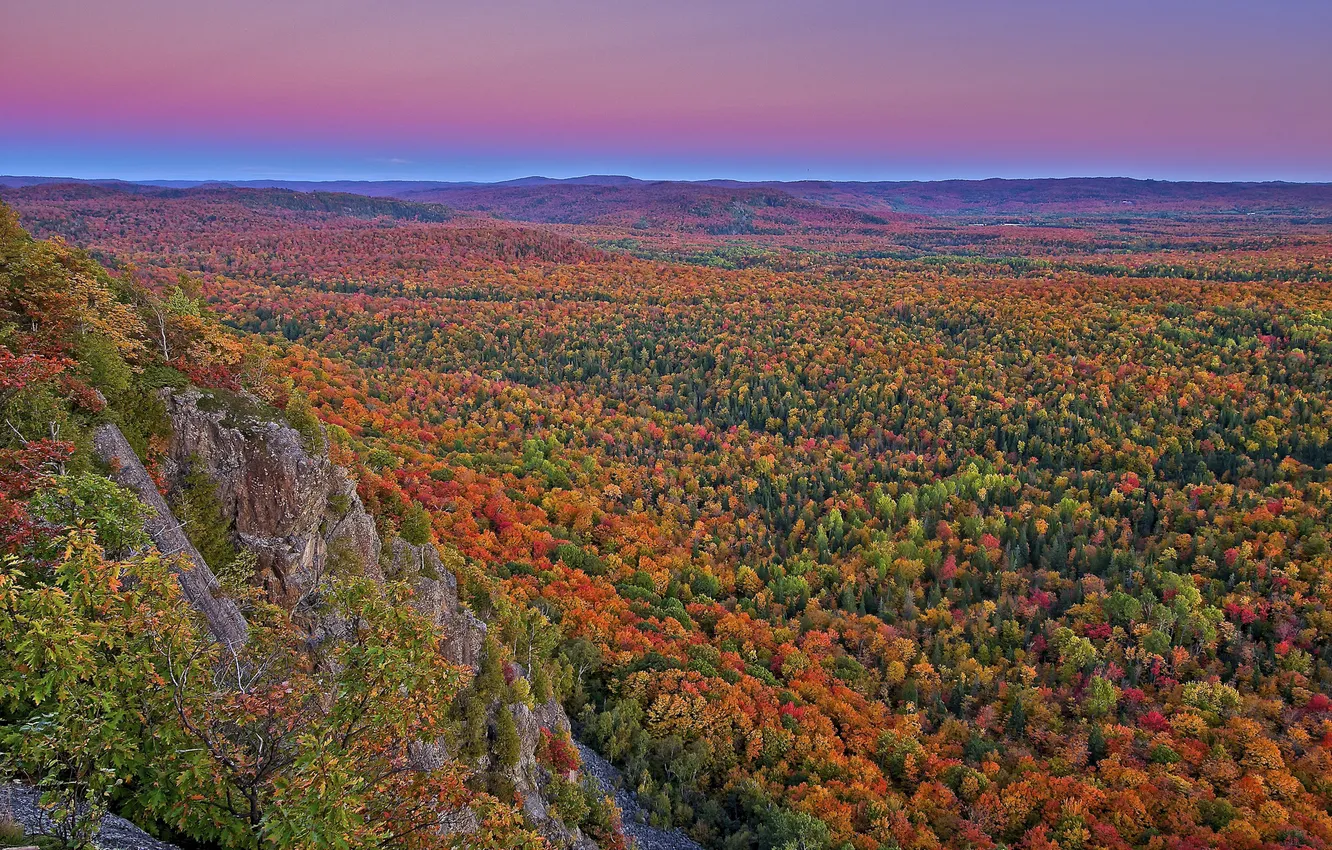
[514, 701, 599, 850]
[387, 537, 595, 848]
[93, 422, 248, 649]
[533, 694, 574, 739]
[386, 537, 488, 669]
[575, 742, 706, 850]
[98, 387, 603, 848]
[4, 785, 182, 850]
[161, 389, 382, 602]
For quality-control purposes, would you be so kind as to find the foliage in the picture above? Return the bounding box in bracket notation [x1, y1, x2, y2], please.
[493, 706, 522, 770]
[170, 461, 238, 573]
[282, 384, 325, 455]
[0, 207, 554, 849]
[0, 525, 194, 849]
[29, 473, 150, 560]
[7, 183, 1332, 849]
[400, 502, 433, 546]
[152, 576, 472, 849]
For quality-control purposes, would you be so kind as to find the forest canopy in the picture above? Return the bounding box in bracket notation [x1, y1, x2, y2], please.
[2, 180, 1332, 850]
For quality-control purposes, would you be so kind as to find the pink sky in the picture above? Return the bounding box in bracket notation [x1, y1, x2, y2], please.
[3, 0, 1330, 181]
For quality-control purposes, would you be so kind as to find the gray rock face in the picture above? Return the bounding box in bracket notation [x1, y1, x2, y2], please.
[92, 423, 248, 649]
[388, 537, 488, 669]
[161, 389, 382, 603]
[575, 742, 705, 850]
[4, 785, 181, 850]
[389, 539, 592, 846]
[507, 700, 597, 850]
[533, 696, 574, 738]
[437, 806, 481, 838]
[103, 390, 602, 849]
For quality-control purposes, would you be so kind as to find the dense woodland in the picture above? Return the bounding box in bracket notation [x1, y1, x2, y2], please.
[3, 179, 1332, 850]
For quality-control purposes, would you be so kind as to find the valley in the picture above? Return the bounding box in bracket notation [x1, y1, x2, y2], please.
[2, 176, 1331, 850]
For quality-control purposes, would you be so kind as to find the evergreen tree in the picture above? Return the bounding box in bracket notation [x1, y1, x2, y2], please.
[173, 463, 236, 572]
[1007, 695, 1027, 740]
[495, 705, 522, 769]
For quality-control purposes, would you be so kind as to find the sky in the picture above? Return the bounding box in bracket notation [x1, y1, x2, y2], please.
[3, 0, 1331, 183]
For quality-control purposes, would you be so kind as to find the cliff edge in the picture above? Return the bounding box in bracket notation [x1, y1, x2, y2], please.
[95, 387, 601, 848]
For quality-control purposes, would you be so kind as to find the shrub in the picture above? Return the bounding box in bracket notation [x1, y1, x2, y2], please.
[398, 503, 432, 546]
[29, 473, 150, 559]
[171, 461, 236, 572]
[282, 387, 323, 455]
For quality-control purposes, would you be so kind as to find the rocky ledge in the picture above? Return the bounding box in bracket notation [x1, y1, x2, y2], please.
[574, 742, 704, 850]
[162, 388, 381, 604]
[3, 785, 180, 850]
[93, 388, 613, 848]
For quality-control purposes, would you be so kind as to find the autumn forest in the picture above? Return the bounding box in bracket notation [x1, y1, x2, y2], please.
[2, 175, 1332, 850]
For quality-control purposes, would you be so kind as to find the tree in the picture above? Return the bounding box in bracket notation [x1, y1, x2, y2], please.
[761, 805, 831, 850]
[28, 472, 149, 560]
[0, 526, 195, 848]
[494, 706, 521, 770]
[171, 462, 237, 573]
[0, 204, 145, 359]
[530, 663, 552, 703]
[1007, 694, 1026, 740]
[157, 575, 470, 849]
[400, 502, 433, 546]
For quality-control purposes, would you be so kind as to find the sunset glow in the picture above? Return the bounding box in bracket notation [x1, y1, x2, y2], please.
[4, 0, 1330, 181]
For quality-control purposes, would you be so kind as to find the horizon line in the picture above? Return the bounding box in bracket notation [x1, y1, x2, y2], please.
[6, 173, 1332, 188]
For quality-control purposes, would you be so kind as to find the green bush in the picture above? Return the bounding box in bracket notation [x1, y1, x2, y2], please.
[76, 333, 132, 400]
[0, 818, 26, 847]
[171, 461, 236, 572]
[112, 386, 170, 461]
[283, 388, 323, 455]
[30, 473, 150, 559]
[213, 548, 259, 595]
[4, 383, 85, 462]
[398, 503, 432, 546]
[0, 531, 195, 850]
[494, 706, 522, 769]
[545, 776, 589, 828]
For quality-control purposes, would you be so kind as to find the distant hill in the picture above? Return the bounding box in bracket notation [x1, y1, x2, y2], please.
[0, 174, 646, 195]
[1, 179, 900, 237]
[0, 176, 466, 197]
[396, 181, 902, 232]
[0, 182, 453, 222]
[6, 174, 1332, 221]
[493, 175, 644, 187]
[748, 177, 1332, 217]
